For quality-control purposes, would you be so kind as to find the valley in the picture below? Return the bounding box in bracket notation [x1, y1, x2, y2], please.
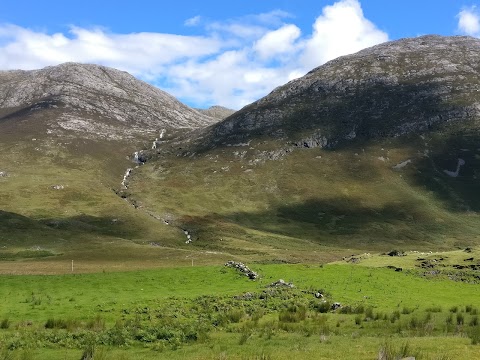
[1, 35, 480, 358]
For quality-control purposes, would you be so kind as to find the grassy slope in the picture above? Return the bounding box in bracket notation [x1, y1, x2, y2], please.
[127, 124, 480, 262]
[1, 104, 479, 270]
[0, 128, 234, 272]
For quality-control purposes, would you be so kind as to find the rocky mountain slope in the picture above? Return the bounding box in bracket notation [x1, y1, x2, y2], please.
[198, 35, 480, 149]
[0, 63, 222, 268]
[124, 35, 480, 260]
[0, 62, 217, 141]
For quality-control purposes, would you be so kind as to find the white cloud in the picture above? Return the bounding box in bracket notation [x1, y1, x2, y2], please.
[0, 1, 388, 109]
[184, 15, 201, 27]
[301, 0, 388, 70]
[0, 24, 222, 73]
[254, 24, 301, 60]
[457, 6, 480, 36]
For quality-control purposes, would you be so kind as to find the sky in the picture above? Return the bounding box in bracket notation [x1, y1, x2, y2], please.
[1, 0, 479, 109]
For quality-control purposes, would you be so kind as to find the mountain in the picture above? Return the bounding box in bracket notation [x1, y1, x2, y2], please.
[0, 63, 221, 270]
[3, 36, 480, 270]
[196, 106, 236, 121]
[199, 35, 480, 148]
[0, 62, 216, 142]
[125, 35, 480, 262]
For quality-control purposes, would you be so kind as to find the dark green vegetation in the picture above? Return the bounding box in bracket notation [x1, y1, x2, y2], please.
[1, 263, 480, 359]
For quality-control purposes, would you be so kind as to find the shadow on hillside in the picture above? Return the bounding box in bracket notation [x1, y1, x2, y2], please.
[0, 210, 144, 241]
[184, 197, 455, 248]
[409, 126, 480, 212]
[196, 77, 462, 152]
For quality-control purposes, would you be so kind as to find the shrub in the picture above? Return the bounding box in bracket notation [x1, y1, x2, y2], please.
[365, 307, 374, 320]
[409, 316, 419, 330]
[470, 325, 480, 345]
[378, 341, 421, 360]
[401, 307, 414, 315]
[313, 301, 331, 313]
[457, 313, 465, 325]
[389, 310, 400, 323]
[45, 318, 67, 329]
[86, 315, 105, 331]
[238, 326, 252, 345]
[354, 305, 365, 314]
[279, 305, 306, 323]
[0, 319, 10, 329]
[80, 342, 95, 360]
[470, 316, 479, 327]
[226, 309, 245, 323]
[449, 306, 458, 313]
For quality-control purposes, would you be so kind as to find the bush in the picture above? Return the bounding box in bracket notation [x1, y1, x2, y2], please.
[401, 307, 414, 315]
[378, 341, 421, 360]
[365, 307, 374, 320]
[45, 318, 67, 329]
[226, 309, 245, 323]
[279, 305, 306, 323]
[0, 319, 10, 329]
[457, 313, 465, 325]
[312, 301, 331, 313]
[389, 310, 400, 323]
[470, 325, 480, 345]
[449, 306, 458, 313]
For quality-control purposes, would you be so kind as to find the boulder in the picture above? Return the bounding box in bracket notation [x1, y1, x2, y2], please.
[268, 279, 295, 288]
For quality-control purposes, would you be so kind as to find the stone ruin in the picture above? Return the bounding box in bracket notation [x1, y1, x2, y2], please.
[225, 260, 258, 280]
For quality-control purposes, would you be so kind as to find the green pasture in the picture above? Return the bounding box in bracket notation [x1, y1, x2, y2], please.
[1, 263, 480, 359]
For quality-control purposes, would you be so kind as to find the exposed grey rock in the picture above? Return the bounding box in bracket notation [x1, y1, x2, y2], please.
[0, 171, 8, 177]
[200, 36, 480, 149]
[331, 302, 342, 310]
[0, 63, 218, 140]
[268, 279, 295, 288]
[225, 260, 258, 280]
[393, 159, 412, 170]
[50, 185, 64, 190]
[133, 151, 149, 164]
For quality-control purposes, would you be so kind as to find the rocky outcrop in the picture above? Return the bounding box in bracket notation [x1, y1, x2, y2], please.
[203, 36, 480, 148]
[225, 261, 258, 280]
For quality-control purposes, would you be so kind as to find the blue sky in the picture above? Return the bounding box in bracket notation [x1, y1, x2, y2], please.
[1, 0, 479, 108]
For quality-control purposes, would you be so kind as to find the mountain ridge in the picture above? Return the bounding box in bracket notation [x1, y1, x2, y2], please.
[195, 35, 480, 150]
[0, 62, 217, 142]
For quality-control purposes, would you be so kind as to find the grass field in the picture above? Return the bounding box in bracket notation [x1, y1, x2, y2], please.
[1, 262, 480, 359]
